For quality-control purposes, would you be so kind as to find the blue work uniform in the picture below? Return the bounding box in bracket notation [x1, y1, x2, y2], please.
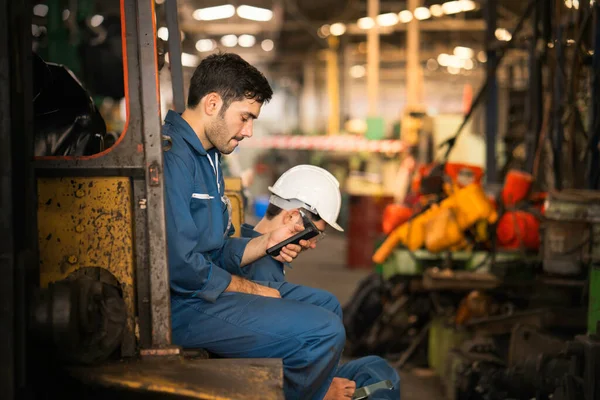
[241, 224, 401, 399]
[162, 111, 344, 400]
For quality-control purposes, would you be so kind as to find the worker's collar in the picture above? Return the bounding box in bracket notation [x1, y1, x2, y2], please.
[165, 110, 207, 156]
[241, 223, 261, 238]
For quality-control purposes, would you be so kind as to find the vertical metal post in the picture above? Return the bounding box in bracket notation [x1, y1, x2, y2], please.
[165, 0, 185, 113]
[485, 0, 498, 183]
[553, 25, 564, 190]
[407, 0, 423, 107]
[300, 61, 317, 134]
[367, 0, 379, 116]
[136, 0, 175, 351]
[326, 36, 340, 135]
[589, 3, 600, 190]
[525, 0, 541, 173]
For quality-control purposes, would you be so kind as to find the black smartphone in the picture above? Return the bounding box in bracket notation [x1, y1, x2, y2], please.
[352, 380, 394, 400]
[266, 210, 319, 257]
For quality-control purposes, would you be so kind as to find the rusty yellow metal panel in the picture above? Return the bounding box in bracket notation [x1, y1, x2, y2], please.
[37, 177, 136, 354]
[224, 177, 244, 238]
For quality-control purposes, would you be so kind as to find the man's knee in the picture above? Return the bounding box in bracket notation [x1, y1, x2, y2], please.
[297, 311, 346, 354]
[316, 289, 343, 319]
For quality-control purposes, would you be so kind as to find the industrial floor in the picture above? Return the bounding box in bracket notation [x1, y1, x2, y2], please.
[286, 233, 446, 400]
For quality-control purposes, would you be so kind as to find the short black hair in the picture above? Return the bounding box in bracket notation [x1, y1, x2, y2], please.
[187, 52, 273, 113]
[265, 203, 322, 222]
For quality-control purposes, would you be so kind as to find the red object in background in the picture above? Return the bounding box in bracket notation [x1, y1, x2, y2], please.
[254, 162, 269, 174]
[463, 84, 474, 116]
[382, 204, 413, 234]
[496, 211, 540, 250]
[502, 170, 533, 207]
[411, 163, 437, 194]
[444, 163, 484, 188]
[530, 192, 548, 214]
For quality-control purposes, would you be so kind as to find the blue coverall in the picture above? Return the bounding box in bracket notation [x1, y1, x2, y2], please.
[162, 111, 344, 400]
[241, 223, 401, 399]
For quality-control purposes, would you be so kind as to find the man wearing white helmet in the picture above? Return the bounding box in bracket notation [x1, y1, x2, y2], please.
[240, 165, 401, 400]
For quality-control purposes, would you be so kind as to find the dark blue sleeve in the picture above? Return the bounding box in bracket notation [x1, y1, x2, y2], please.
[163, 151, 231, 302]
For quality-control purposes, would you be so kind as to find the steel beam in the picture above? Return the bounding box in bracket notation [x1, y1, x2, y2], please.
[165, 0, 185, 113]
[553, 25, 565, 190]
[485, 0, 498, 183]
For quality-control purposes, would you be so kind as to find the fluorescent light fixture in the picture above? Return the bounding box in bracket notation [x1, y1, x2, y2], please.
[157, 27, 169, 41]
[236, 5, 273, 22]
[376, 13, 399, 27]
[349, 65, 366, 78]
[442, 1, 462, 14]
[477, 50, 487, 63]
[453, 46, 474, 59]
[196, 39, 216, 52]
[358, 17, 375, 30]
[330, 22, 346, 36]
[33, 4, 48, 17]
[261, 39, 274, 52]
[459, 0, 477, 11]
[398, 10, 413, 23]
[430, 4, 444, 17]
[220, 34, 238, 47]
[495, 28, 512, 41]
[90, 15, 104, 27]
[181, 53, 200, 68]
[62, 9, 70, 20]
[193, 5, 235, 21]
[414, 7, 432, 20]
[437, 53, 451, 66]
[463, 58, 474, 70]
[238, 34, 256, 47]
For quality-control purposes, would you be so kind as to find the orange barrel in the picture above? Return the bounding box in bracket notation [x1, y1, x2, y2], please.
[501, 170, 533, 207]
[347, 195, 394, 269]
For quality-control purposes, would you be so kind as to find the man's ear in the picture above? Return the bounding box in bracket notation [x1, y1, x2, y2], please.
[203, 92, 223, 117]
[283, 209, 300, 224]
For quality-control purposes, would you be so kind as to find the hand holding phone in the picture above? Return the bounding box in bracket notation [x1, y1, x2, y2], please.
[266, 210, 320, 257]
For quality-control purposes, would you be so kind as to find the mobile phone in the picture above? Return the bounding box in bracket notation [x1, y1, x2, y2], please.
[352, 380, 394, 400]
[266, 211, 319, 257]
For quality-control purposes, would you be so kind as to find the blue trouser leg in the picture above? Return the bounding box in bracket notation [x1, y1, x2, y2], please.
[336, 356, 401, 400]
[264, 280, 343, 319]
[171, 288, 345, 400]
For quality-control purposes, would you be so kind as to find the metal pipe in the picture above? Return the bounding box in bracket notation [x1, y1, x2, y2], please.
[406, 0, 422, 107]
[165, 0, 185, 113]
[485, 0, 498, 183]
[525, 0, 542, 173]
[553, 25, 564, 190]
[367, 0, 379, 116]
[327, 36, 340, 135]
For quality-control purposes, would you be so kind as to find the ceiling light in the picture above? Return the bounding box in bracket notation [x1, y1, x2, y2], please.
[62, 9, 70, 20]
[181, 53, 200, 68]
[237, 5, 273, 22]
[261, 39, 274, 51]
[238, 34, 256, 47]
[426, 58, 439, 71]
[454, 46, 474, 59]
[90, 15, 104, 27]
[398, 10, 413, 23]
[430, 4, 444, 17]
[358, 17, 375, 29]
[495, 28, 512, 41]
[157, 27, 169, 41]
[220, 34, 238, 47]
[447, 55, 463, 69]
[155, 0, 165, 4]
[193, 5, 235, 21]
[349, 65, 366, 78]
[442, 1, 462, 14]
[447, 66, 461, 75]
[330, 22, 346, 36]
[32, 24, 40, 37]
[565, 0, 573, 7]
[463, 58, 474, 70]
[437, 53, 451, 66]
[196, 39, 216, 52]
[573, 0, 580, 8]
[33, 4, 48, 17]
[414, 7, 431, 20]
[376, 13, 399, 27]
[477, 50, 487, 63]
[318, 24, 331, 38]
[459, 0, 477, 11]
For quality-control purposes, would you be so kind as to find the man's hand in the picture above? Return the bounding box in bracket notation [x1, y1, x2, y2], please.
[225, 275, 281, 298]
[324, 378, 356, 400]
[267, 221, 305, 263]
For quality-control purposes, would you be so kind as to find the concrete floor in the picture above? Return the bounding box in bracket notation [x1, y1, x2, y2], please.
[285, 233, 446, 400]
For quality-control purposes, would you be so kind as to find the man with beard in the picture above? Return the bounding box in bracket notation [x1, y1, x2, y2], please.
[162, 53, 351, 400]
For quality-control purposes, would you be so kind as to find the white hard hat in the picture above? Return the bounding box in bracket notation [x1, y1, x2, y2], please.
[268, 165, 344, 232]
